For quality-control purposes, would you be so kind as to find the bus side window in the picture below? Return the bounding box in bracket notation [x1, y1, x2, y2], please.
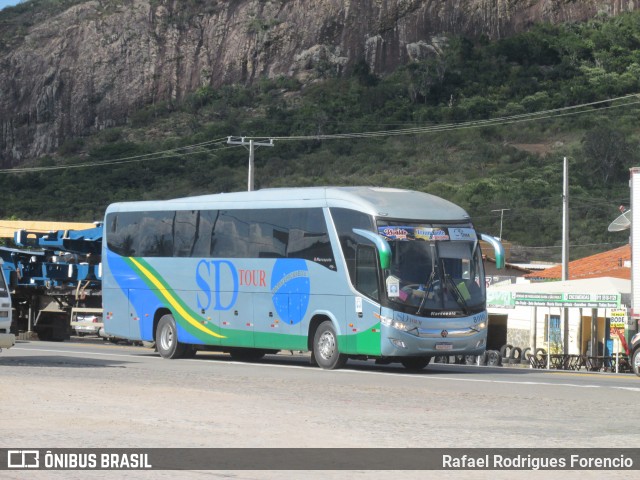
[355, 245, 379, 301]
[106, 212, 138, 257]
[330, 207, 375, 283]
[173, 210, 199, 257]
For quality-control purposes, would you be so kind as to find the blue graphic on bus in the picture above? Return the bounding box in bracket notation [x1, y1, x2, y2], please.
[270, 259, 310, 324]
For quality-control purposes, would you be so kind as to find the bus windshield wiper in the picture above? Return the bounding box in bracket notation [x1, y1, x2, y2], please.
[416, 243, 439, 315]
[416, 268, 436, 315]
[444, 274, 469, 315]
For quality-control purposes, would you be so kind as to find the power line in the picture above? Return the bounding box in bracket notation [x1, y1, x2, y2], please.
[1, 93, 639, 175]
[267, 93, 640, 141]
[0, 138, 234, 174]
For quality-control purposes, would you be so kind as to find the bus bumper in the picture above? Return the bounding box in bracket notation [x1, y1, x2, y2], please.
[380, 324, 487, 357]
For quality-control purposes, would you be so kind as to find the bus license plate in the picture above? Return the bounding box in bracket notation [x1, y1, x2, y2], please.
[435, 342, 453, 350]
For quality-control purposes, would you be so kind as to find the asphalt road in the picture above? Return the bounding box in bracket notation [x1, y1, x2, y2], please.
[1, 337, 638, 480]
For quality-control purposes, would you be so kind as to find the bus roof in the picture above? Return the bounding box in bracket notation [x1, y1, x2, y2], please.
[106, 187, 471, 222]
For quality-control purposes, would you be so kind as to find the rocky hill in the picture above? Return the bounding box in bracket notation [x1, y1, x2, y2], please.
[0, 0, 638, 166]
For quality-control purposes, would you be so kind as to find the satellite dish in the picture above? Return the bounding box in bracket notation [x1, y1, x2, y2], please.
[608, 209, 631, 232]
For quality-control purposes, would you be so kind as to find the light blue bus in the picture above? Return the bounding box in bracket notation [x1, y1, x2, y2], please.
[102, 187, 504, 370]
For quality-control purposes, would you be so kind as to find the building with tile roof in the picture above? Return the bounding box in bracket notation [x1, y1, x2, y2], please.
[524, 244, 631, 281]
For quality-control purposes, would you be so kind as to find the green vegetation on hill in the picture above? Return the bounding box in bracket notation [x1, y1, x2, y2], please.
[3, 10, 640, 261]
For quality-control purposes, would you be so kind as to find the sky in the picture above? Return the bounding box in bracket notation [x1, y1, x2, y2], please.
[0, 0, 23, 11]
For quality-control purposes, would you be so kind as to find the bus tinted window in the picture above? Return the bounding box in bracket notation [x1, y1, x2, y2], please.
[106, 211, 174, 257]
[138, 211, 174, 257]
[287, 208, 334, 268]
[192, 210, 218, 257]
[330, 208, 375, 282]
[106, 212, 139, 256]
[212, 209, 335, 267]
[355, 245, 379, 301]
[212, 210, 275, 258]
[107, 208, 335, 268]
[173, 210, 199, 257]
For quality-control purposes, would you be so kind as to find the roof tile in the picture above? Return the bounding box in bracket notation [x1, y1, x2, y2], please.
[524, 244, 630, 280]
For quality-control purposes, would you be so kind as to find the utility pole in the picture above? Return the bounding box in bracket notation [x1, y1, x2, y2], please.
[491, 208, 510, 241]
[227, 137, 274, 191]
[562, 156, 570, 355]
[562, 157, 569, 281]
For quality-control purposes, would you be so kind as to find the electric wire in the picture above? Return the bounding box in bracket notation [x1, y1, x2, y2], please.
[269, 94, 640, 141]
[1, 94, 638, 174]
[0, 138, 235, 174]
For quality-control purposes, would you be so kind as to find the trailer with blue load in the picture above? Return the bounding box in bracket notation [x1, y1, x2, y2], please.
[0, 258, 15, 350]
[0, 225, 103, 341]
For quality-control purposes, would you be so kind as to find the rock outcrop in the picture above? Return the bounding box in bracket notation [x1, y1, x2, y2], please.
[1, 0, 638, 165]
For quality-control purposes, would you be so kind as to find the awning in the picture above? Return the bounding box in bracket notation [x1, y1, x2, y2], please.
[487, 277, 631, 309]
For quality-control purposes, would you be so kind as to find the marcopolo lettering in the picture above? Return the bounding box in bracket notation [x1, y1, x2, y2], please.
[195, 260, 239, 311]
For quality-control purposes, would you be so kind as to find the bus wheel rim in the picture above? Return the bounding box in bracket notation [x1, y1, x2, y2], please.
[160, 326, 173, 351]
[318, 331, 336, 360]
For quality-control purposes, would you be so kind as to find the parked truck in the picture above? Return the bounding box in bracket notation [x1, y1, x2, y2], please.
[0, 225, 103, 341]
[0, 258, 15, 350]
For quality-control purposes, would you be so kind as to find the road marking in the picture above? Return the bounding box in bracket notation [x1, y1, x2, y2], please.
[10, 346, 159, 361]
[10, 346, 640, 392]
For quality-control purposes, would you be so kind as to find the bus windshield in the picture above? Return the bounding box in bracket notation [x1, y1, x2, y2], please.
[378, 223, 485, 315]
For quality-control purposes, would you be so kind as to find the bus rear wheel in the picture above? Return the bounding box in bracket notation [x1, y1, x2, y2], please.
[313, 321, 347, 370]
[156, 314, 189, 359]
[400, 356, 431, 371]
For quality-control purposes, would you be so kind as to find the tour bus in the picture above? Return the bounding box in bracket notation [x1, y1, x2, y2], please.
[0, 259, 15, 351]
[102, 187, 504, 370]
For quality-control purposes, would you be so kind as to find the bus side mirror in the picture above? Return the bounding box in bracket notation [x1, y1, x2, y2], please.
[479, 233, 505, 269]
[352, 229, 391, 270]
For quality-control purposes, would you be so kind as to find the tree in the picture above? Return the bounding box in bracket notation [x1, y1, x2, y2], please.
[581, 126, 632, 186]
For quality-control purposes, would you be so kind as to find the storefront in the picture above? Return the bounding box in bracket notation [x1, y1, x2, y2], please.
[486, 277, 633, 360]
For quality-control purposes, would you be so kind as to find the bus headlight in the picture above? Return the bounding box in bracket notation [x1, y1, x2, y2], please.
[379, 315, 419, 336]
[468, 321, 487, 334]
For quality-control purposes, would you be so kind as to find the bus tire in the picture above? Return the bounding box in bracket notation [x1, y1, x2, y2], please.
[400, 356, 431, 371]
[632, 348, 640, 377]
[156, 314, 188, 359]
[309, 351, 318, 367]
[313, 321, 347, 370]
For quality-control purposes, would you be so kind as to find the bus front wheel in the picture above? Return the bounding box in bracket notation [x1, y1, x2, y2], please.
[632, 348, 640, 377]
[156, 314, 188, 359]
[313, 321, 347, 370]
